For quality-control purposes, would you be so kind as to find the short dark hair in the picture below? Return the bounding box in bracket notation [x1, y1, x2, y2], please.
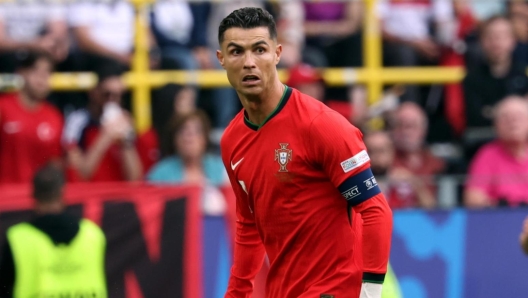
[95, 64, 125, 86]
[218, 7, 277, 45]
[32, 163, 65, 203]
[15, 51, 54, 71]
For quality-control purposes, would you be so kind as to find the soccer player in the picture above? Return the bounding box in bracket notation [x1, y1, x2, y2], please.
[217, 8, 393, 298]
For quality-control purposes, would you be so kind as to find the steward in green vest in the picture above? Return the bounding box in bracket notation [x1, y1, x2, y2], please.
[0, 164, 107, 298]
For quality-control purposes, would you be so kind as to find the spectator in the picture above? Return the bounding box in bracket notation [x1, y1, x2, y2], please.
[508, 0, 528, 67]
[464, 96, 528, 208]
[62, 66, 142, 182]
[69, 0, 136, 71]
[151, 0, 209, 70]
[140, 84, 199, 173]
[0, 1, 68, 72]
[441, 0, 478, 137]
[387, 102, 445, 209]
[0, 52, 63, 184]
[364, 130, 395, 195]
[463, 16, 528, 129]
[0, 164, 107, 297]
[286, 63, 325, 101]
[303, 1, 363, 68]
[379, 0, 454, 103]
[147, 111, 227, 215]
[206, 1, 263, 129]
[285, 63, 369, 123]
[151, 0, 238, 130]
[271, 1, 304, 68]
[363, 131, 395, 180]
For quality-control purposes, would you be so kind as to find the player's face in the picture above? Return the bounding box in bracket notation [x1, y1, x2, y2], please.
[217, 27, 282, 98]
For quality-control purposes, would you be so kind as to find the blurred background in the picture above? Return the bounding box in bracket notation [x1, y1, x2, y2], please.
[0, 0, 528, 297]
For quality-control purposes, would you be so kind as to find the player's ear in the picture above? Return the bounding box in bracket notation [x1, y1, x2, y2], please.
[216, 50, 225, 69]
[275, 43, 282, 65]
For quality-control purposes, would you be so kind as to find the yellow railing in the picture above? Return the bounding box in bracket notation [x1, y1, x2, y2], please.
[1, 0, 469, 133]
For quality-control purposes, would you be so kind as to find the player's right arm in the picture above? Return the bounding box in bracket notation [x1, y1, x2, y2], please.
[221, 148, 266, 298]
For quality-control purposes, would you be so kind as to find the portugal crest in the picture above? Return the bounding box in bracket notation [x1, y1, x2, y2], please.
[274, 143, 292, 172]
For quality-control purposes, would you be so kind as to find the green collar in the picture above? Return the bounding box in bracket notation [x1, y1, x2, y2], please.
[244, 85, 292, 131]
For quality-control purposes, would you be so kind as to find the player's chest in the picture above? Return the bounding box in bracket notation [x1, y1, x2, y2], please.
[229, 130, 317, 193]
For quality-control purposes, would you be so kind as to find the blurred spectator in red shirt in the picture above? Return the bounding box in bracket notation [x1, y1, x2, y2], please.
[286, 63, 362, 122]
[286, 63, 325, 101]
[441, 0, 478, 136]
[0, 1, 68, 72]
[62, 66, 142, 182]
[465, 96, 528, 208]
[387, 102, 445, 209]
[0, 52, 63, 184]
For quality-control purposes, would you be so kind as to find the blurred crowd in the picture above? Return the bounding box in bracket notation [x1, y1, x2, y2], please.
[0, 0, 528, 211]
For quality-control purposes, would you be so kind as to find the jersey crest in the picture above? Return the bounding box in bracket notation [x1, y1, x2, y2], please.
[274, 143, 292, 172]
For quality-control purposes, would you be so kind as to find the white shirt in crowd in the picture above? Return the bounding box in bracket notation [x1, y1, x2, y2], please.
[378, 0, 453, 42]
[0, 1, 65, 41]
[69, 0, 134, 54]
[152, 0, 194, 45]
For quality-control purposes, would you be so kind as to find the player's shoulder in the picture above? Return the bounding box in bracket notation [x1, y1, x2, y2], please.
[290, 88, 356, 130]
[0, 92, 18, 109]
[41, 101, 63, 120]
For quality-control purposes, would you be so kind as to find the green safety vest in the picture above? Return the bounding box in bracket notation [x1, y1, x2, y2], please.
[7, 219, 107, 298]
[382, 264, 403, 298]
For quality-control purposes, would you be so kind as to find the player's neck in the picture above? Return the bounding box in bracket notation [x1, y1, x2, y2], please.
[241, 81, 285, 126]
[35, 200, 65, 215]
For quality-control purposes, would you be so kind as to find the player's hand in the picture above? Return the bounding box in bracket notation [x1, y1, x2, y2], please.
[101, 108, 133, 141]
[410, 39, 440, 60]
[360, 282, 382, 298]
[519, 216, 528, 254]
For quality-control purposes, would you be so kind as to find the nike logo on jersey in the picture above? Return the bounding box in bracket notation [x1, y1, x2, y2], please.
[3, 121, 21, 134]
[231, 158, 244, 171]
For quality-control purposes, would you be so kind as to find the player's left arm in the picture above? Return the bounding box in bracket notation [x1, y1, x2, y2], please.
[308, 111, 393, 297]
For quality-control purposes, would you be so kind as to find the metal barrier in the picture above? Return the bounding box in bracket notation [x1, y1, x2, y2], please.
[0, 0, 470, 133]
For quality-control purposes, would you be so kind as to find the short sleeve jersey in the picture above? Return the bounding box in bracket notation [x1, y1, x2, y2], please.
[220, 86, 381, 297]
[0, 93, 63, 184]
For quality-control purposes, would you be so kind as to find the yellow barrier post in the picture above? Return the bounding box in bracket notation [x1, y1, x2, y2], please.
[363, 0, 382, 105]
[363, 0, 384, 130]
[129, 0, 153, 134]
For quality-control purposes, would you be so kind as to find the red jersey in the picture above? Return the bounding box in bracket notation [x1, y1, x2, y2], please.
[221, 87, 392, 298]
[0, 93, 63, 184]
